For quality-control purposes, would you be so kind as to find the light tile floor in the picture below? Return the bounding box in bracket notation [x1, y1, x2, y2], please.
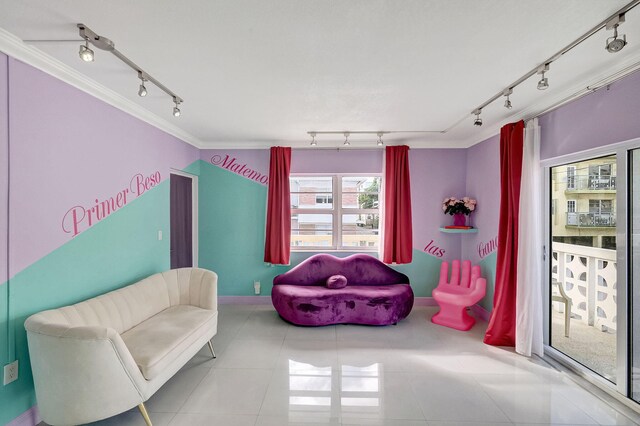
[53, 305, 640, 426]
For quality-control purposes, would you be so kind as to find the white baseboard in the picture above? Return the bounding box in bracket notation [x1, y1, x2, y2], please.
[7, 405, 40, 426]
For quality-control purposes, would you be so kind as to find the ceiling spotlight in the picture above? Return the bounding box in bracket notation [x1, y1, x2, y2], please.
[78, 40, 94, 62]
[605, 14, 627, 53]
[310, 132, 317, 146]
[138, 80, 147, 97]
[377, 132, 384, 146]
[606, 25, 627, 53]
[173, 98, 181, 117]
[537, 64, 549, 90]
[343, 132, 350, 146]
[537, 73, 549, 90]
[503, 88, 513, 109]
[473, 109, 482, 126]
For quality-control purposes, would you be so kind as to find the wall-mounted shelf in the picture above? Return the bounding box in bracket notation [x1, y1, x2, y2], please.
[439, 227, 478, 234]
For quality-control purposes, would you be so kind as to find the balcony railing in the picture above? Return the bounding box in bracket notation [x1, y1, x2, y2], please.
[566, 211, 616, 227]
[566, 175, 616, 191]
[551, 242, 616, 332]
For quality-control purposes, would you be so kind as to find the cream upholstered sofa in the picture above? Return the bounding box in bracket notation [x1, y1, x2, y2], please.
[24, 267, 218, 426]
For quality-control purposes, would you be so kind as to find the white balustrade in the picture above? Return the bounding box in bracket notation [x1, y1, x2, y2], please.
[551, 242, 617, 332]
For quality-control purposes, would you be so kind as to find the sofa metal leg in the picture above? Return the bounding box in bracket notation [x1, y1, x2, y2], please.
[207, 340, 216, 358]
[138, 403, 152, 426]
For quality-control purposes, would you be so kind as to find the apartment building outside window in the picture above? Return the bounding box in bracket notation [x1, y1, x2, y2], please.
[290, 175, 380, 250]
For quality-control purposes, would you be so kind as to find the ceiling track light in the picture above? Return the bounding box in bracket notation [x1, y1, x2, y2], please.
[173, 98, 181, 117]
[473, 109, 483, 126]
[467, 2, 638, 132]
[310, 132, 317, 146]
[503, 88, 513, 109]
[343, 132, 351, 146]
[137, 71, 147, 97]
[605, 14, 627, 53]
[377, 132, 384, 146]
[537, 64, 550, 90]
[77, 24, 184, 117]
[78, 40, 94, 62]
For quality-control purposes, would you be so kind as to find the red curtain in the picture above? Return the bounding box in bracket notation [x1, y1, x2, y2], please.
[484, 120, 525, 346]
[382, 145, 413, 264]
[264, 146, 291, 265]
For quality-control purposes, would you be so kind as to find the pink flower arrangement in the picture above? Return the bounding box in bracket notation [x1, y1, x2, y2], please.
[442, 196, 477, 215]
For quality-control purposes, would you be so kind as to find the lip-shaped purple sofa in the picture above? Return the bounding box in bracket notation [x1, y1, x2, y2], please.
[272, 254, 414, 326]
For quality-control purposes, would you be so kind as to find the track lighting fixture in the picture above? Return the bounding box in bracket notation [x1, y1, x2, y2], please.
[473, 109, 482, 126]
[377, 132, 384, 146]
[173, 98, 181, 117]
[537, 64, 549, 90]
[78, 40, 94, 62]
[503, 88, 513, 109]
[138, 72, 147, 97]
[77, 24, 184, 116]
[310, 132, 317, 146]
[605, 14, 627, 53]
[343, 132, 351, 146]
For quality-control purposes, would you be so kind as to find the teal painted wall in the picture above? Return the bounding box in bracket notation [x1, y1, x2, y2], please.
[196, 160, 444, 297]
[478, 251, 498, 312]
[0, 183, 170, 425]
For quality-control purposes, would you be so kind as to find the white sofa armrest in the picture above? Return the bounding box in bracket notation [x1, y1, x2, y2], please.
[25, 323, 148, 425]
[188, 268, 218, 311]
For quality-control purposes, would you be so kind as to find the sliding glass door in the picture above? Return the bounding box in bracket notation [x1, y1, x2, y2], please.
[550, 155, 618, 382]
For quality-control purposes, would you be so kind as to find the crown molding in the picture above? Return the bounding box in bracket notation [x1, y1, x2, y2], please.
[0, 27, 204, 149]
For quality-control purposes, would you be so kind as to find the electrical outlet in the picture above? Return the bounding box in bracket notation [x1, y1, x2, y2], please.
[254, 281, 261, 295]
[4, 360, 18, 385]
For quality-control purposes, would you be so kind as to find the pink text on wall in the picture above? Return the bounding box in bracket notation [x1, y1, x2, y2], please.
[211, 154, 268, 185]
[423, 239, 445, 258]
[62, 171, 161, 237]
[478, 236, 498, 258]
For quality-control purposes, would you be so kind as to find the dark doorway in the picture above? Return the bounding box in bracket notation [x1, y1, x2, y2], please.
[170, 173, 193, 269]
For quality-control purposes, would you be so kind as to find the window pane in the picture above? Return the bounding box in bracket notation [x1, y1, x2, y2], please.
[291, 214, 333, 247]
[291, 193, 333, 209]
[290, 177, 332, 192]
[342, 176, 380, 208]
[342, 214, 379, 248]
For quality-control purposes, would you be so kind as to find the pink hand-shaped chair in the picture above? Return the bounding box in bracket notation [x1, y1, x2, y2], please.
[431, 260, 487, 331]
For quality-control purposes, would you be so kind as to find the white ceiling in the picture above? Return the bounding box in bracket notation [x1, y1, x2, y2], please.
[0, 1, 639, 149]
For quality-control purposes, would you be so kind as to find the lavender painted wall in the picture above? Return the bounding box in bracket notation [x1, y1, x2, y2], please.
[292, 149, 383, 174]
[411, 149, 467, 261]
[539, 69, 640, 160]
[8, 58, 199, 278]
[463, 135, 500, 264]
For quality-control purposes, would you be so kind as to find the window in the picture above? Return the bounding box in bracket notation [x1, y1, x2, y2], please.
[566, 166, 576, 189]
[290, 175, 381, 250]
[566, 200, 577, 225]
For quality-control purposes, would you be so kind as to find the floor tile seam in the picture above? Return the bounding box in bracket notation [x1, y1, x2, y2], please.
[460, 371, 525, 424]
[172, 364, 216, 415]
[164, 412, 178, 425]
[254, 367, 280, 422]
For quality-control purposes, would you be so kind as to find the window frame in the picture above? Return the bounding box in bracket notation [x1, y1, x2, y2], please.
[290, 173, 382, 252]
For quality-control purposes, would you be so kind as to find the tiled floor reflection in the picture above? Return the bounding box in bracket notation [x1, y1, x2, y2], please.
[55, 305, 639, 426]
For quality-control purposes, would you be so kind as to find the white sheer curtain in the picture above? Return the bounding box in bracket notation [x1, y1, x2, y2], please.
[515, 118, 544, 357]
